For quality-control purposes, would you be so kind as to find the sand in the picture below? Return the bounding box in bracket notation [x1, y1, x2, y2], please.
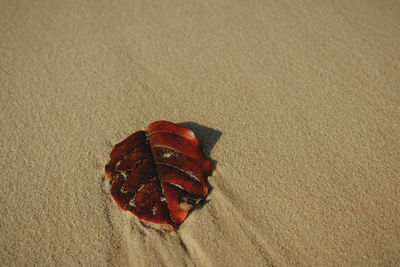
[1, 0, 399, 266]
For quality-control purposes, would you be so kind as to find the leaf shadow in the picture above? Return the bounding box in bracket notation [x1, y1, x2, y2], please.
[177, 121, 221, 172]
[177, 122, 221, 214]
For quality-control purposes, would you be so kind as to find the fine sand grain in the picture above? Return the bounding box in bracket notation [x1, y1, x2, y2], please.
[1, 0, 399, 266]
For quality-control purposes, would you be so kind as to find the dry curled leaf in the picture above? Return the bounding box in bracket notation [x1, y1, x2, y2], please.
[105, 121, 211, 230]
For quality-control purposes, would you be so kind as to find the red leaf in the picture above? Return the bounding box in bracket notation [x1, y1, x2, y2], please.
[105, 121, 212, 230]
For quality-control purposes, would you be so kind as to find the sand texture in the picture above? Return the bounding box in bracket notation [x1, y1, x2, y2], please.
[1, 0, 400, 266]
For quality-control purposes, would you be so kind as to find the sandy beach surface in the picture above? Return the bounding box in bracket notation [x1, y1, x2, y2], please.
[1, 0, 399, 266]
